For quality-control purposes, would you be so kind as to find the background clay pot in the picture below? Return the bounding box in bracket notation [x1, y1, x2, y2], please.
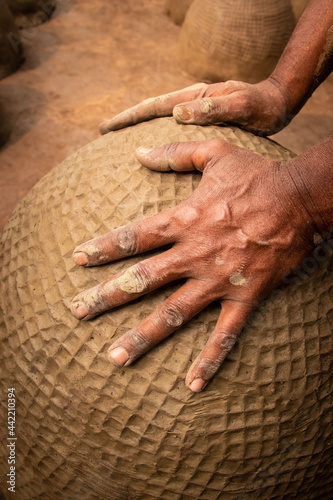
[164, 0, 194, 26]
[165, 0, 310, 27]
[291, 0, 309, 22]
[0, 0, 23, 80]
[5, 0, 56, 26]
[178, 0, 296, 84]
[0, 118, 332, 499]
[0, 101, 11, 146]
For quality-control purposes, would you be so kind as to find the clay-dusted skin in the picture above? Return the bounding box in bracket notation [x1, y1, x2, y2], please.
[0, 118, 332, 499]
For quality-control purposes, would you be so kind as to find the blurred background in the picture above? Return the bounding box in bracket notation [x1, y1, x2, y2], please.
[0, 0, 332, 235]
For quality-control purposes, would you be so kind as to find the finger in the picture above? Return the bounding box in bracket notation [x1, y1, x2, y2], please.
[107, 279, 212, 366]
[173, 93, 250, 127]
[73, 209, 176, 267]
[135, 139, 239, 172]
[71, 248, 187, 320]
[99, 83, 208, 134]
[185, 300, 253, 392]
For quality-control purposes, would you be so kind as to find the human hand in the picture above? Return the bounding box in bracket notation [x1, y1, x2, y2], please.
[70, 139, 313, 392]
[99, 78, 289, 137]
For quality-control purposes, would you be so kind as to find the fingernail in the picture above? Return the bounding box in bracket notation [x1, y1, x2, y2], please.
[189, 378, 206, 392]
[136, 147, 152, 155]
[108, 346, 129, 366]
[72, 302, 88, 319]
[174, 105, 192, 122]
[73, 251, 88, 266]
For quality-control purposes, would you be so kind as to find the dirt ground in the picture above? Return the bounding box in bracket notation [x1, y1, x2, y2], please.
[0, 0, 332, 235]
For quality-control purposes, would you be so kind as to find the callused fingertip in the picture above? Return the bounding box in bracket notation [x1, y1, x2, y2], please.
[188, 378, 207, 393]
[108, 346, 129, 366]
[99, 120, 113, 135]
[173, 105, 192, 122]
[73, 251, 88, 266]
[71, 301, 89, 320]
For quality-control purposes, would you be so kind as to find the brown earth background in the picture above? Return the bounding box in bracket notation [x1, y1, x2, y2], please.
[0, 0, 332, 235]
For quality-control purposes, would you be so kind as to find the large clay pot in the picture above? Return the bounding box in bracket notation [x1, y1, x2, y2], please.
[164, 0, 194, 25]
[5, 0, 56, 26]
[178, 0, 295, 84]
[0, 0, 23, 80]
[291, 0, 309, 22]
[0, 118, 332, 499]
[0, 101, 10, 146]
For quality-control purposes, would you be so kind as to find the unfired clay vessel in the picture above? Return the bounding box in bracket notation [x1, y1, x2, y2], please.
[5, 0, 56, 20]
[0, 118, 332, 499]
[166, 0, 309, 27]
[0, 101, 10, 146]
[0, 0, 23, 80]
[164, 0, 194, 26]
[178, 0, 296, 84]
[291, 0, 309, 22]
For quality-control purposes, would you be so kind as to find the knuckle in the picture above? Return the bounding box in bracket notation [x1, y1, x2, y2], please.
[208, 138, 225, 150]
[158, 302, 186, 328]
[164, 142, 180, 157]
[201, 139, 226, 165]
[122, 263, 151, 294]
[213, 331, 238, 352]
[199, 97, 214, 116]
[130, 329, 151, 351]
[225, 80, 247, 90]
[220, 334, 238, 352]
[197, 82, 209, 97]
[224, 80, 237, 88]
[174, 203, 200, 228]
[116, 225, 138, 255]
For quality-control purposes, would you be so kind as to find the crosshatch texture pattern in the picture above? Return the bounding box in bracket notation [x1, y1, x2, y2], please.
[0, 118, 332, 499]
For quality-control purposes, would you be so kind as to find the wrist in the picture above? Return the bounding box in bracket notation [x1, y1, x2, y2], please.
[262, 76, 292, 130]
[248, 78, 290, 135]
[267, 0, 333, 121]
[274, 137, 333, 246]
[267, 72, 305, 121]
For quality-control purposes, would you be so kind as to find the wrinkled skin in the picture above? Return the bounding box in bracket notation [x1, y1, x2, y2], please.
[71, 140, 313, 392]
[73, 0, 333, 392]
[99, 79, 289, 137]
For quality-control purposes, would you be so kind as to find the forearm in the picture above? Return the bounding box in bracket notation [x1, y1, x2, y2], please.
[269, 0, 333, 118]
[277, 135, 333, 243]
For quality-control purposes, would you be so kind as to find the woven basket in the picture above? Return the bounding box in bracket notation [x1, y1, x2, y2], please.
[0, 118, 332, 499]
[178, 0, 295, 83]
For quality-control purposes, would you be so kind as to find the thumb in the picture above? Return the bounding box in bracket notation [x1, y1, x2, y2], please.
[135, 139, 239, 172]
[173, 94, 249, 126]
